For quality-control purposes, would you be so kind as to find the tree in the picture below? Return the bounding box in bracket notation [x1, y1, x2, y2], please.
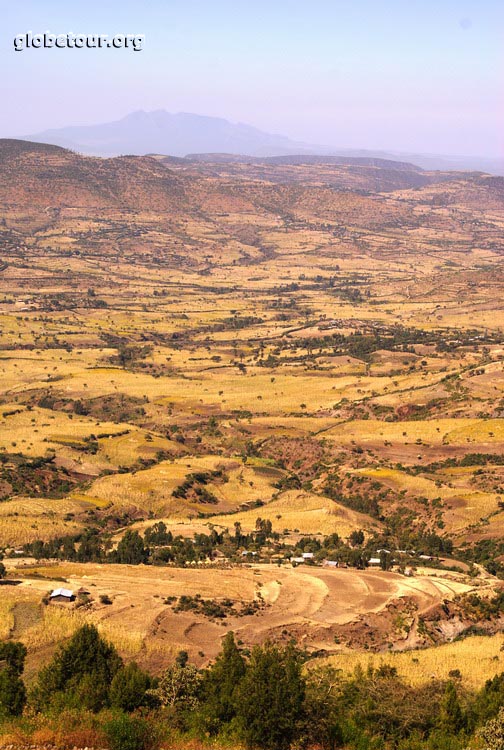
[345, 665, 446, 741]
[439, 681, 465, 734]
[149, 663, 201, 711]
[380, 550, 392, 571]
[302, 665, 345, 750]
[201, 632, 246, 733]
[116, 343, 152, 369]
[0, 642, 27, 676]
[349, 530, 364, 546]
[110, 662, 152, 712]
[31, 624, 122, 712]
[0, 551, 6, 579]
[175, 650, 189, 668]
[479, 707, 504, 750]
[236, 642, 305, 750]
[114, 530, 148, 565]
[0, 642, 27, 717]
[144, 521, 172, 547]
[475, 673, 504, 724]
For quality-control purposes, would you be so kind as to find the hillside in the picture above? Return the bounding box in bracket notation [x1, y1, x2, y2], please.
[0, 138, 189, 211]
[0, 138, 504, 670]
[156, 152, 449, 192]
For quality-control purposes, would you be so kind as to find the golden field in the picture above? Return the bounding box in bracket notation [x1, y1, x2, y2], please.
[319, 633, 504, 690]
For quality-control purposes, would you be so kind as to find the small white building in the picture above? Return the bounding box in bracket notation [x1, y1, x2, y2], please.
[50, 588, 75, 602]
[302, 552, 314, 560]
[368, 557, 381, 566]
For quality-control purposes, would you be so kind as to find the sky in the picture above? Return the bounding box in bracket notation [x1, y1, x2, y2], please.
[2, 0, 503, 157]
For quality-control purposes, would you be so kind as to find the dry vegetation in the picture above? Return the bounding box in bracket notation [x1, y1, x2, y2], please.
[318, 632, 504, 690]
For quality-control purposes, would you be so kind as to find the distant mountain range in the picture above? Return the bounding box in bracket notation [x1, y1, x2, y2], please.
[20, 110, 504, 174]
[24, 111, 320, 160]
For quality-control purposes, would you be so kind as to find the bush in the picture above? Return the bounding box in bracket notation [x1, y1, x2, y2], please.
[103, 712, 156, 750]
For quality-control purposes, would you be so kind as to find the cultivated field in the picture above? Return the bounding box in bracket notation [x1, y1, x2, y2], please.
[1, 140, 504, 673]
[318, 632, 504, 690]
[3, 559, 494, 681]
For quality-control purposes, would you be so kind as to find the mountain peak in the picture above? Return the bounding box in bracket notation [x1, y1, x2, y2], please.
[22, 111, 324, 158]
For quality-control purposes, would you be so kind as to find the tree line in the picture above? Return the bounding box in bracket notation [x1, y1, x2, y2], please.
[1, 625, 504, 750]
[20, 518, 462, 572]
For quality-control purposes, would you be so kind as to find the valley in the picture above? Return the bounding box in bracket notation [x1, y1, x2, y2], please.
[0, 139, 504, 683]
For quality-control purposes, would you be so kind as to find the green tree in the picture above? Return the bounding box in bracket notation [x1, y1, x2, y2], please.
[349, 530, 365, 546]
[0, 642, 27, 717]
[380, 550, 392, 571]
[0, 551, 6, 579]
[236, 642, 305, 750]
[475, 673, 504, 724]
[302, 665, 345, 750]
[201, 631, 246, 733]
[114, 530, 148, 565]
[439, 681, 465, 734]
[175, 650, 189, 668]
[30, 624, 122, 712]
[344, 664, 446, 742]
[110, 662, 152, 712]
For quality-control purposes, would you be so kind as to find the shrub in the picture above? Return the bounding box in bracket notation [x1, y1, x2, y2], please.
[103, 712, 156, 750]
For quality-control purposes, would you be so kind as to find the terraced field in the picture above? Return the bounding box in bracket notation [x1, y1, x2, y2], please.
[3, 558, 491, 680]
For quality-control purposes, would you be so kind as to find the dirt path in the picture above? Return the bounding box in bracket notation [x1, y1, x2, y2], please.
[11, 600, 42, 638]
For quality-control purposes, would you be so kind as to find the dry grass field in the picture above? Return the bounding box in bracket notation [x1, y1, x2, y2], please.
[190, 489, 380, 536]
[76, 454, 284, 516]
[318, 633, 504, 690]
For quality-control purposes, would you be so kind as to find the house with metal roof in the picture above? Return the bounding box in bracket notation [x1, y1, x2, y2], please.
[49, 588, 75, 602]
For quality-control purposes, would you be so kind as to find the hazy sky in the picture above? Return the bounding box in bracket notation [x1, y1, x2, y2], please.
[2, 0, 503, 156]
